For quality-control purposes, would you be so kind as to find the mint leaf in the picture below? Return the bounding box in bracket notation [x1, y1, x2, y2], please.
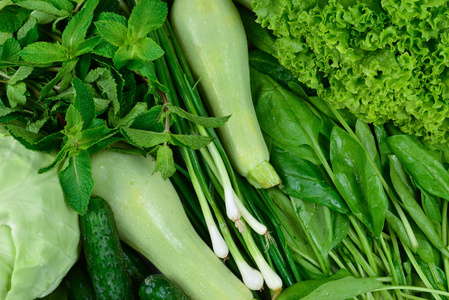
[78, 125, 116, 149]
[85, 67, 119, 114]
[65, 104, 84, 140]
[127, 60, 158, 81]
[21, 42, 68, 64]
[133, 37, 164, 62]
[40, 58, 78, 100]
[0, 6, 29, 33]
[71, 35, 101, 57]
[128, 0, 167, 40]
[153, 144, 175, 180]
[72, 77, 95, 129]
[6, 82, 27, 107]
[121, 127, 170, 148]
[111, 102, 147, 127]
[0, 38, 21, 61]
[9, 66, 34, 85]
[58, 150, 94, 215]
[171, 134, 213, 150]
[6, 125, 63, 152]
[61, 0, 100, 53]
[166, 103, 231, 128]
[92, 14, 126, 58]
[46, 0, 74, 12]
[131, 104, 163, 131]
[39, 146, 70, 173]
[0, 32, 13, 45]
[17, 16, 39, 46]
[97, 11, 127, 26]
[13, 0, 71, 17]
[95, 20, 127, 47]
[113, 45, 131, 69]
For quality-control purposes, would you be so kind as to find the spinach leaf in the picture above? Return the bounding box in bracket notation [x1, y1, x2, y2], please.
[388, 135, 449, 201]
[278, 269, 383, 300]
[389, 155, 449, 257]
[251, 66, 324, 165]
[270, 143, 349, 214]
[330, 126, 388, 237]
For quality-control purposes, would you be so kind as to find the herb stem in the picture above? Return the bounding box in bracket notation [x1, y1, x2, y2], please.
[0, 70, 10, 80]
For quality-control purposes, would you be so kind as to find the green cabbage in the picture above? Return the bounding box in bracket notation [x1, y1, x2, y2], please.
[0, 134, 80, 300]
[253, 0, 449, 144]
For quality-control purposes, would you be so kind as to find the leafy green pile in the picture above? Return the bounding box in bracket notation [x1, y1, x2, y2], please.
[252, 0, 449, 144]
[0, 0, 228, 215]
[248, 48, 449, 299]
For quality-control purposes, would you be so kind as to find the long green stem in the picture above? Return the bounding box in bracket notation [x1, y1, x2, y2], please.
[349, 216, 379, 276]
[402, 245, 443, 300]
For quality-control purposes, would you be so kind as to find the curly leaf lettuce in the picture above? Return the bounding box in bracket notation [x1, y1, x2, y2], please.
[0, 134, 80, 300]
[253, 0, 449, 144]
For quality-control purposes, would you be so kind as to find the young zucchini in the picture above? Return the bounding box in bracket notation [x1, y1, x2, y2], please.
[80, 196, 133, 300]
[138, 274, 188, 300]
[90, 150, 253, 300]
[170, 0, 281, 189]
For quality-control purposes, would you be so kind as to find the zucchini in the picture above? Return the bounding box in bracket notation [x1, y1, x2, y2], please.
[170, 0, 281, 189]
[80, 196, 133, 300]
[65, 264, 96, 300]
[90, 150, 253, 300]
[138, 274, 189, 300]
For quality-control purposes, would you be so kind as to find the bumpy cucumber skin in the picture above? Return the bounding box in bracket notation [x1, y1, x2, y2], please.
[138, 274, 189, 300]
[80, 196, 133, 300]
[122, 242, 150, 294]
[65, 265, 96, 300]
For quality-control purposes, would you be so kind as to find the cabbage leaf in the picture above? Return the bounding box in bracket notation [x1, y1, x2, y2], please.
[0, 134, 80, 300]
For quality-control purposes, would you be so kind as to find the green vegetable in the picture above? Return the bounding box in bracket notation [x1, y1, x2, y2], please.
[388, 135, 449, 201]
[0, 135, 80, 300]
[90, 150, 253, 300]
[65, 264, 96, 300]
[252, 0, 449, 144]
[330, 126, 388, 237]
[81, 196, 133, 299]
[121, 242, 150, 293]
[170, 0, 281, 189]
[138, 274, 189, 300]
[277, 269, 383, 300]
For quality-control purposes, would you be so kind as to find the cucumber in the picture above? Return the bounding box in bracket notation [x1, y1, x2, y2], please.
[65, 264, 96, 300]
[122, 242, 150, 294]
[80, 196, 133, 300]
[138, 274, 189, 300]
